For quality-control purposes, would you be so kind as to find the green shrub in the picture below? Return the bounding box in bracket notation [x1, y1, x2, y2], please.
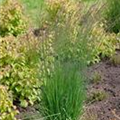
[0, 34, 41, 107]
[104, 0, 120, 33]
[75, 1, 118, 63]
[0, 0, 26, 37]
[89, 24, 117, 63]
[0, 85, 18, 120]
[40, 63, 86, 120]
[39, 33, 55, 82]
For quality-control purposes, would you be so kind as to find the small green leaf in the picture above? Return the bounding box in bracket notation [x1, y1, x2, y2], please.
[20, 100, 28, 108]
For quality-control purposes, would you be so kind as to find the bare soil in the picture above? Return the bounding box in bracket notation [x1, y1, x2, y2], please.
[16, 105, 40, 120]
[87, 51, 120, 120]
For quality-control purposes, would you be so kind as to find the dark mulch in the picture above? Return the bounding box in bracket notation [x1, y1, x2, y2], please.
[16, 105, 40, 120]
[87, 51, 120, 120]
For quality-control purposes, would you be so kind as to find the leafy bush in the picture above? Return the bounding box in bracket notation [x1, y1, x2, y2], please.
[90, 24, 117, 63]
[104, 0, 120, 33]
[0, 85, 18, 120]
[40, 63, 86, 120]
[74, 1, 117, 64]
[0, 34, 41, 107]
[38, 33, 55, 82]
[0, 0, 26, 37]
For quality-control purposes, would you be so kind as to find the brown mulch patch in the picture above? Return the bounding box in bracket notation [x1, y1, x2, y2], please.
[87, 51, 120, 120]
[16, 105, 40, 120]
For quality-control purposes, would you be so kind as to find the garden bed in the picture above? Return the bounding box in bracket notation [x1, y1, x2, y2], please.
[1, 0, 120, 120]
[16, 51, 120, 120]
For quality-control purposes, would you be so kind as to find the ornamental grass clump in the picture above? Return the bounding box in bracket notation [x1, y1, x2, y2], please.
[45, 0, 91, 63]
[40, 63, 86, 120]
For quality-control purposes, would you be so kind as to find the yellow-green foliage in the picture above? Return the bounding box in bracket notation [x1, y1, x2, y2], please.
[92, 72, 101, 84]
[39, 34, 55, 81]
[90, 24, 117, 63]
[40, 0, 118, 65]
[0, 34, 41, 107]
[0, 85, 18, 120]
[45, 0, 117, 64]
[111, 54, 120, 65]
[46, 0, 89, 63]
[88, 90, 107, 102]
[0, 0, 26, 37]
[46, 0, 70, 21]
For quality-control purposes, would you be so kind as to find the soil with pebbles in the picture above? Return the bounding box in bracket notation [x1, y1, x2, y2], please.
[87, 51, 120, 120]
